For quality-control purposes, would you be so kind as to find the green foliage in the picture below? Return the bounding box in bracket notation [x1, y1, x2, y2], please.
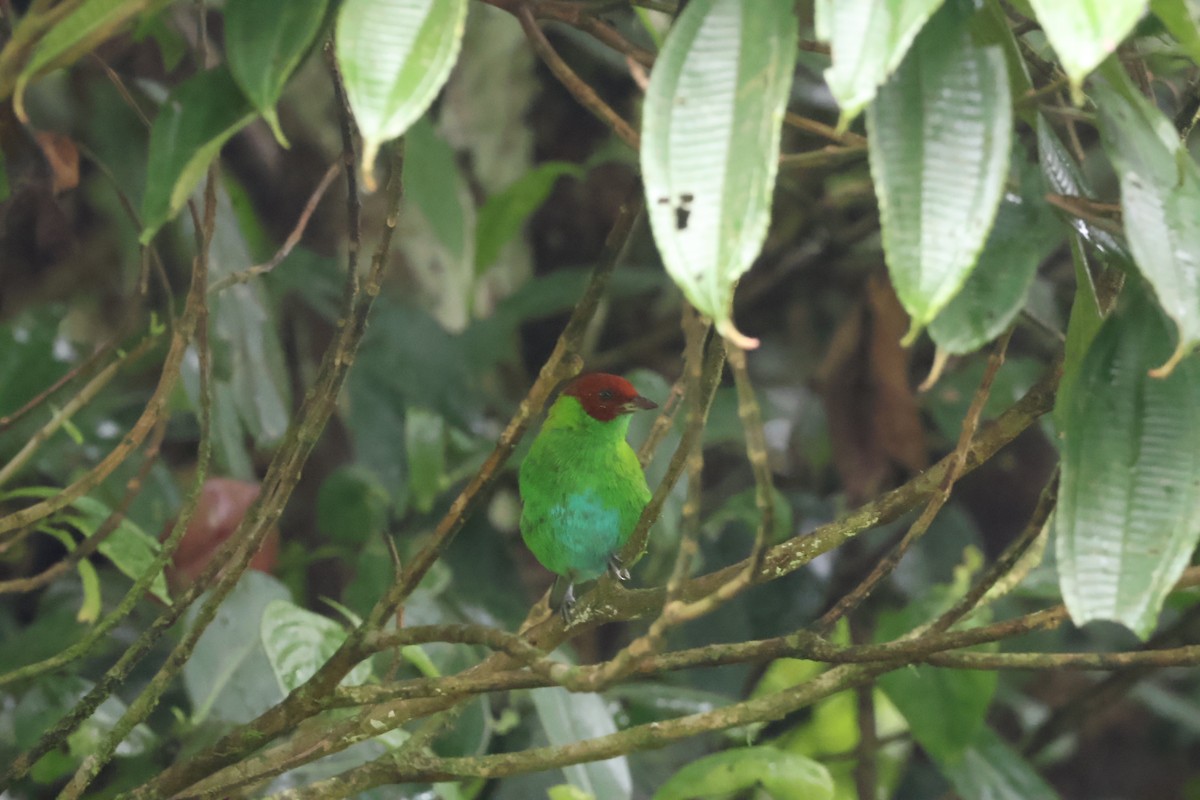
[9, 0, 1200, 798]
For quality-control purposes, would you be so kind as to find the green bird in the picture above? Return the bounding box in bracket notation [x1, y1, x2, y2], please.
[519, 372, 657, 619]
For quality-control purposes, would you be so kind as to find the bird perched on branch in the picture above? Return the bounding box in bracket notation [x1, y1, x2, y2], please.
[519, 372, 657, 620]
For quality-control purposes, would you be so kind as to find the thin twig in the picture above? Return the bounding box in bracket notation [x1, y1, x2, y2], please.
[209, 161, 344, 294]
[517, 3, 639, 149]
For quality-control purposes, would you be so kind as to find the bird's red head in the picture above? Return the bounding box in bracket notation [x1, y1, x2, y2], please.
[562, 373, 657, 422]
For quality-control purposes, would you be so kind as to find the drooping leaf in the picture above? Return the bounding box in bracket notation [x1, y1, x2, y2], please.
[260, 599, 373, 692]
[139, 67, 256, 242]
[13, 0, 155, 120]
[1055, 234, 1106, 429]
[867, 0, 1011, 340]
[474, 161, 584, 274]
[531, 687, 632, 800]
[928, 150, 1063, 354]
[653, 746, 834, 800]
[225, 0, 330, 146]
[814, 0, 946, 124]
[335, 0, 468, 190]
[641, 0, 797, 347]
[6, 487, 170, 603]
[1094, 72, 1200, 375]
[1056, 286, 1200, 638]
[1028, 0, 1147, 93]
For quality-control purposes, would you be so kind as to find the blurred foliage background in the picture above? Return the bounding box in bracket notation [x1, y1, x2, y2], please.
[2, 0, 1200, 798]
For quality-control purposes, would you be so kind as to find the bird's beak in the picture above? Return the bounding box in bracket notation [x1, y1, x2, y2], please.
[621, 394, 658, 414]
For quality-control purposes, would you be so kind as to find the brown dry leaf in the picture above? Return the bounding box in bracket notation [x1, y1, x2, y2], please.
[34, 131, 79, 194]
[866, 273, 927, 473]
[817, 272, 927, 503]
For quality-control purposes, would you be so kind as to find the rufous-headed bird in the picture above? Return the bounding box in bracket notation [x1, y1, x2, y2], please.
[519, 373, 657, 620]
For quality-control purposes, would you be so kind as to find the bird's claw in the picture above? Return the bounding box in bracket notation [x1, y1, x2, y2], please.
[558, 582, 577, 624]
[608, 555, 631, 582]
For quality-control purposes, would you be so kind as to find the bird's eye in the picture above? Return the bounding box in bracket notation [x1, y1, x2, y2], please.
[597, 389, 614, 401]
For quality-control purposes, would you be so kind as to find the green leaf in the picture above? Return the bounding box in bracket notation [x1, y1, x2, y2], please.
[653, 746, 834, 800]
[929, 151, 1062, 354]
[335, 0, 468, 190]
[15, 676, 156, 765]
[938, 727, 1060, 800]
[1152, 0, 1200, 64]
[183, 571, 291, 724]
[6, 487, 170, 603]
[14, 0, 153, 120]
[404, 116, 470, 262]
[815, 0, 946, 124]
[475, 161, 584, 274]
[641, 0, 797, 347]
[1056, 286, 1200, 638]
[867, 0, 1011, 340]
[139, 67, 256, 242]
[531, 687, 631, 800]
[1036, 114, 1132, 267]
[1094, 73, 1200, 376]
[261, 599, 373, 692]
[225, 0, 330, 146]
[316, 465, 391, 546]
[548, 786, 596, 800]
[405, 406, 446, 514]
[1055, 234, 1105, 429]
[877, 547, 996, 761]
[1028, 0, 1147, 94]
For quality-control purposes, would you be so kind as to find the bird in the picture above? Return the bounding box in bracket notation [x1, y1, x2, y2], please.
[519, 372, 657, 621]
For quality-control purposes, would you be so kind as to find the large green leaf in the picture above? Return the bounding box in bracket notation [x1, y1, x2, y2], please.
[653, 746, 834, 800]
[641, 0, 797, 347]
[225, 0, 330, 146]
[928, 150, 1062, 354]
[1094, 74, 1200, 376]
[139, 68, 256, 242]
[814, 0, 946, 124]
[183, 571, 291, 724]
[531, 687, 631, 800]
[1056, 287, 1200, 638]
[335, 0, 468, 190]
[1028, 0, 1146, 93]
[260, 599, 373, 692]
[867, 0, 1011, 340]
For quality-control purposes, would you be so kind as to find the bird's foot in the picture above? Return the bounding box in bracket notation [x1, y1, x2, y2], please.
[608, 555, 631, 582]
[557, 582, 577, 624]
